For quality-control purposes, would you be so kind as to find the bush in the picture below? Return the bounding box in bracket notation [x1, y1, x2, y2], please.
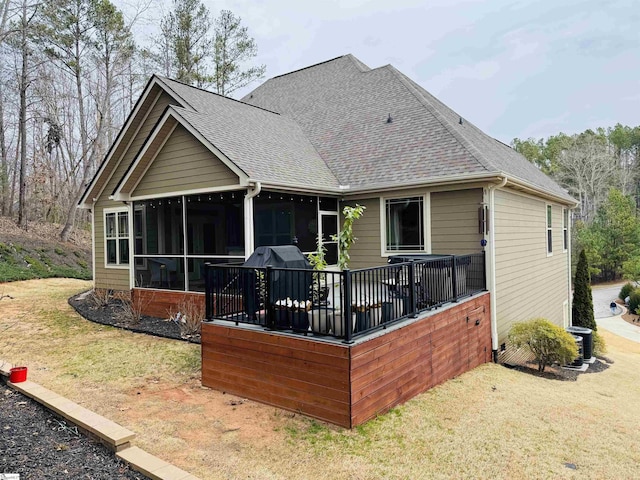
[628, 288, 640, 315]
[593, 331, 607, 357]
[619, 282, 635, 301]
[169, 296, 204, 338]
[508, 318, 578, 372]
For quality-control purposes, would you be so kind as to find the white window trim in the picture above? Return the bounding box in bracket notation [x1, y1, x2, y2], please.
[104, 206, 130, 269]
[562, 207, 568, 253]
[379, 193, 431, 257]
[546, 203, 553, 257]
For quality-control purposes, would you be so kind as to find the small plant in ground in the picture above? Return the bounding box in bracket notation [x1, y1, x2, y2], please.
[593, 331, 607, 357]
[90, 288, 112, 308]
[619, 282, 635, 302]
[120, 292, 152, 325]
[572, 249, 596, 331]
[168, 296, 205, 338]
[508, 318, 578, 372]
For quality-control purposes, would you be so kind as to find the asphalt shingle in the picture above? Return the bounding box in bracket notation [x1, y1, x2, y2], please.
[150, 55, 572, 202]
[242, 55, 574, 201]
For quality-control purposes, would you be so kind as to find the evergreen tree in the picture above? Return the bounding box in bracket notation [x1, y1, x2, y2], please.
[213, 10, 265, 96]
[572, 249, 596, 330]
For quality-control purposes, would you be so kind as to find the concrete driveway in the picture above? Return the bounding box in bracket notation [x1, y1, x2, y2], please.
[592, 282, 640, 342]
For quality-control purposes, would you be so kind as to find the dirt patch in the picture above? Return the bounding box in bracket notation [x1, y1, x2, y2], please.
[0, 382, 147, 479]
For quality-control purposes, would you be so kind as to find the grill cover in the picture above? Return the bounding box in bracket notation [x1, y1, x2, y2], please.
[242, 246, 313, 318]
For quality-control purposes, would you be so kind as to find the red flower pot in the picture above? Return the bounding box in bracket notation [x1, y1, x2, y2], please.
[9, 366, 27, 383]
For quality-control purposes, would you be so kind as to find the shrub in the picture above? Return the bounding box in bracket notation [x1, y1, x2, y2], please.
[592, 331, 607, 357]
[169, 296, 204, 338]
[508, 318, 578, 372]
[619, 282, 635, 302]
[572, 249, 596, 331]
[628, 288, 640, 315]
[90, 288, 112, 308]
[120, 291, 151, 325]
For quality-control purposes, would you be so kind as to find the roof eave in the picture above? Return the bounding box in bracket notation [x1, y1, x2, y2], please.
[504, 176, 578, 207]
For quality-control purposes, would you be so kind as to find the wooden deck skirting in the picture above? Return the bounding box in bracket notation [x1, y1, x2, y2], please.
[132, 288, 205, 319]
[201, 292, 491, 428]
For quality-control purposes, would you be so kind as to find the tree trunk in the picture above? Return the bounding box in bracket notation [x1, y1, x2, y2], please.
[17, 0, 29, 228]
[0, 88, 8, 216]
[60, 30, 89, 242]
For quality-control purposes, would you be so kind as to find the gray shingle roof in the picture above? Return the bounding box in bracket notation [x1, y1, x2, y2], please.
[157, 77, 340, 189]
[151, 55, 572, 202]
[242, 55, 574, 202]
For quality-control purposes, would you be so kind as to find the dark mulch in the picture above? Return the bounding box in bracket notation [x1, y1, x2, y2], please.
[68, 291, 200, 344]
[0, 382, 148, 480]
[504, 357, 612, 381]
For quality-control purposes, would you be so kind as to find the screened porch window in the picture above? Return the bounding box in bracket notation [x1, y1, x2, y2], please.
[254, 193, 319, 253]
[132, 192, 245, 292]
[385, 197, 425, 251]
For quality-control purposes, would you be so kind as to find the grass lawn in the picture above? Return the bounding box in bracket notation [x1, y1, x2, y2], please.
[2, 278, 640, 479]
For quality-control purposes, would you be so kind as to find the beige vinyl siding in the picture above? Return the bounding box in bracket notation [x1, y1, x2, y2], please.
[132, 124, 239, 197]
[431, 189, 482, 254]
[94, 92, 177, 290]
[494, 188, 569, 344]
[345, 187, 483, 269]
[344, 197, 383, 269]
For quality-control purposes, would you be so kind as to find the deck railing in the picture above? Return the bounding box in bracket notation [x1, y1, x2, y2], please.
[204, 252, 486, 342]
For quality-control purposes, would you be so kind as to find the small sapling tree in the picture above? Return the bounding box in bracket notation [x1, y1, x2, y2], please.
[572, 249, 596, 330]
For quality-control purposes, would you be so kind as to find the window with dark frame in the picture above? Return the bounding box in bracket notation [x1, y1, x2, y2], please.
[547, 205, 553, 255]
[562, 208, 568, 252]
[385, 197, 424, 251]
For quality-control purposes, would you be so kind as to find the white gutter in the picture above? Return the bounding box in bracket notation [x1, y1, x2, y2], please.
[244, 182, 261, 259]
[487, 176, 507, 362]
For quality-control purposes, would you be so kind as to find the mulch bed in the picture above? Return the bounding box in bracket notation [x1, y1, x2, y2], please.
[504, 357, 612, 381]
[0, 382, 148, 479]
[68, 291, 201, 344]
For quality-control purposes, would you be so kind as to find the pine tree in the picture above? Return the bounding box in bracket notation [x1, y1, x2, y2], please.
[572, 249, 596, 330]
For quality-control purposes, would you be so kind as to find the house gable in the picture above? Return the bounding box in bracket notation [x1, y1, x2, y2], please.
[80, 78, 187, 208]
[131, 123, 241, 199]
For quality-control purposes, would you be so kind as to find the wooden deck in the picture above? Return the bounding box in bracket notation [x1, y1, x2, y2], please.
[201, 292, 491, 428]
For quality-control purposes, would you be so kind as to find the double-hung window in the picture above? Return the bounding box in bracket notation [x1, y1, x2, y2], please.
[105, 208, 130, 266]
[546, 205, 553, 255]
[562, 208, 569, 252]
[385, 196, 425, 252]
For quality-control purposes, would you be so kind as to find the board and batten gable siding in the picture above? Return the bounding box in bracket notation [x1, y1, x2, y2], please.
[94, 91, 178, 290]
[430, 189, 483, 255]
[132, 124, 239, 198]
[493, 188, 569, 343]
[345, 188, 483, 269]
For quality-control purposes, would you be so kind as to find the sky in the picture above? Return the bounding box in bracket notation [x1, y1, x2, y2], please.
[136, 0, 639, 144]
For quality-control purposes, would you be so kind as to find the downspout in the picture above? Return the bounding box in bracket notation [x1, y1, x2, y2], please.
[486, 176, 507, 362]
[244, 182, 261, 259]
